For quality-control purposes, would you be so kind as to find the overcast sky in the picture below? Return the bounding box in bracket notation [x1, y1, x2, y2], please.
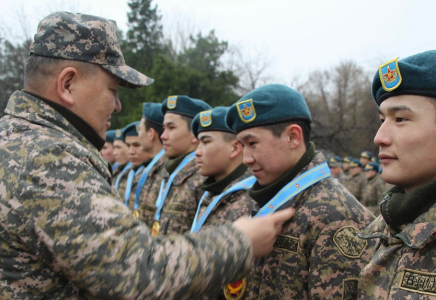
[1, 0, 435, 82]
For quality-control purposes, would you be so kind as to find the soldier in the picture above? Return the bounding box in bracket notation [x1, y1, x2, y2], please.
[358, 50, 436, 299]
[101, 129, 117, 167]
[191, 107, 256, 299]
[225, 83, 374, 300]
[343, 159, 366, 201]
[151, 95, 211, 236]
[360, 151, 373, 168]
[137, 102, 166, 226]
[112, 127, 132, 183]
[343, 156, 353, 177]
[360, 162, 386, 216]
[0, 12, 295, 299]
[328, 155, 347, 184]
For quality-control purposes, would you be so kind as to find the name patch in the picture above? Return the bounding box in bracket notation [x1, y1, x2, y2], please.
[400, 269, 436, 296]
[273, 235, 299, 253]
[343, 278, 358, 300]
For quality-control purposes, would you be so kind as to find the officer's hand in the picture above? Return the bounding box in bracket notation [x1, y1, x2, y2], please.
[232, 208, 295, 258]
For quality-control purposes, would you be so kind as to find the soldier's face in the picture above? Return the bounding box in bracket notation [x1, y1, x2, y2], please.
[365, 170, 377, 180]
[73, 67, 121, 138]
[360, 157, 370, 166]
[101, 142, 116, 164]
[350, 167, 362, 176]
[375, 95, 436, 193]
[237, 127, 296, 186]
[138, 118, 151, 152]
[195, 131, 234, 181]
[125, 135, 151, 167]
[161, 113, 197, 159]
[113, 140, 130, 166]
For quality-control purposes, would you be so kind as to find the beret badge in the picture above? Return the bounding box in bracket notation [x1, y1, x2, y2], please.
[379, 58, 402, 92]
[135, 123, 140, 133]
[200, 110, 212, 127]
[237, 99, 256, 123]
[115, 129, 122, 138]
[167, 96, 177, 109]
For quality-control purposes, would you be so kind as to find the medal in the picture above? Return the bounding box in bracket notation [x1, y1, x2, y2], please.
[151, 221, 160, 236]
[133, 210, 139, 218]
[223, 277, 247, 300]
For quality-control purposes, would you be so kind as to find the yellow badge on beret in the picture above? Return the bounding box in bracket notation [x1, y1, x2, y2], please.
[199, 110, 212, 127]
[223, 277, 247, 300]
[237, 99, 256, 123]
[333, 226, 367, 259]
[115, 129, 122, 138]
[379, 57, 402, 92]
[167, 96, 177, 109]
[135, 123, 140, 133]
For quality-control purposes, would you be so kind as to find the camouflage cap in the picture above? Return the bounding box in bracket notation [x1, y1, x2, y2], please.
[30, 11, 153, 88]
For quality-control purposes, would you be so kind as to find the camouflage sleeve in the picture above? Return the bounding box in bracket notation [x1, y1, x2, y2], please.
[17, 145, 252, 299]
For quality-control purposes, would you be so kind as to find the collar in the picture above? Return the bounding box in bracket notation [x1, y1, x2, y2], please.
[165, 152, 191, 175]
[201, 164, 247, 196]
[248, 142, 316, 206]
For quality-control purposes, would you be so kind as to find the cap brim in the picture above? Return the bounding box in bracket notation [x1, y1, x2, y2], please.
[102, 64, 154, 88]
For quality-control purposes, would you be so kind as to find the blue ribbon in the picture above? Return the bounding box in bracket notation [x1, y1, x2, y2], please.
[112, 162, 119, 172]
[191, 175, 257, 233]
[124, 165, 145, 206]
[255, 162, 330, 217]
[154, 152, 196, 222]
[133, 149, 165, 210]
[114, 162, 133, 190]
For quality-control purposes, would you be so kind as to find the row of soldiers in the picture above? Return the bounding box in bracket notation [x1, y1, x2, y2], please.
[328, 152, 390, 215]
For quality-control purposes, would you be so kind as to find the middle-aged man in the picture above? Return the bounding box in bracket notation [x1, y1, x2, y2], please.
[0, 11, 294, 299]
[358, 50, 436, 300]
[226, 83, 374, 300]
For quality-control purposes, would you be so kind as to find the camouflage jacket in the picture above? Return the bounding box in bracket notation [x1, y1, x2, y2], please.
[358, 207, 436, 300]
[247, 151, 375, 300]
[138, 154, 166, 227]
[343, 172, 367, 201]
[361, 174, 388, 216]
[332, 171, 349, 186]
[0, 91, 253, 300]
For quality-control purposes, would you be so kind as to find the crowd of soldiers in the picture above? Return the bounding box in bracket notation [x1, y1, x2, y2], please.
[1, 10, 436, 300]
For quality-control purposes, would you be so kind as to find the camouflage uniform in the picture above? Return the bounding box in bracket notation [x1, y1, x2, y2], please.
[247, 151, 374, 300]
[0, 91, 253, 299]
[358, 202, 436, 299]
[343, 172, 367, 202]
[156, 158, 205, 235]
[361, 174, 387, 216]
[138, 154, 166, 227]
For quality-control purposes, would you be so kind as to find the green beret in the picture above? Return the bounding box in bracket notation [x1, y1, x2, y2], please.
[225, 84, 311, 134]
[372, 50, 436, 106]
[191, 106, 233, 139]
[328, 156, 343, 168]
[143, 102, 164, 125]
[114, 128, 124, 141]
[360, 151, 373, 160]
[105, 130, 115, 143]
[343, 156, 353, 163]
[122, 121, 140, 139]
[30, 11, 153, 88]
[161, 95, 212, 118]
[364, 162, 379, 172]
[349, 159, 363, 168]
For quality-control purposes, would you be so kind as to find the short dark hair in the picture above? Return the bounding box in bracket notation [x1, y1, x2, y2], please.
[263, 120, 311, 148]
[145, 118, 164, 144]
[24, 55, 100, 90]
[221, 131, 236, 142]
[180, 115, 194, 131]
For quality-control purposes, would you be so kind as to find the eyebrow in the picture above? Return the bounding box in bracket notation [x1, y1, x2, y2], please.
[237, 133, 255, 144]
[199, 134, 212, 141]
[379, 105, 413, 115]
[163, 121, 175, 127]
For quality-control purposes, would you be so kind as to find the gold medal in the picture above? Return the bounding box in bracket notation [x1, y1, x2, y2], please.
[133, 210, 139, 218]
[151, 221, 160, 237]
[223, 277, 247, 300]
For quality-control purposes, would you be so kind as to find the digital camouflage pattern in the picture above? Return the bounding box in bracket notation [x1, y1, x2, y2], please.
[156, 159, 205, 235]
[138, 155, 166, 227]
[343, 172, 367, 202]
[30, 11, 153, 88]
[0, 91, 254, 299]
[247, 152, 375, 300]
[332, 171, 349, 186]
[114, 165, 131, 204]
[361, 174, 388, 216]
[358, 208, 436, 300]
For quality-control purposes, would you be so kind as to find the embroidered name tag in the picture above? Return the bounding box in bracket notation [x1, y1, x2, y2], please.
[400, 269, 436, 296]
[343, 278, 358, 300]
[273, 235, 299, 253]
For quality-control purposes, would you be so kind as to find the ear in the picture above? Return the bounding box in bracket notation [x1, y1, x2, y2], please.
[286, 124, 303, 149]
[229, 139, 242, 159]
[56, 67, 78, 107]
[190, 132, 199, 144]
